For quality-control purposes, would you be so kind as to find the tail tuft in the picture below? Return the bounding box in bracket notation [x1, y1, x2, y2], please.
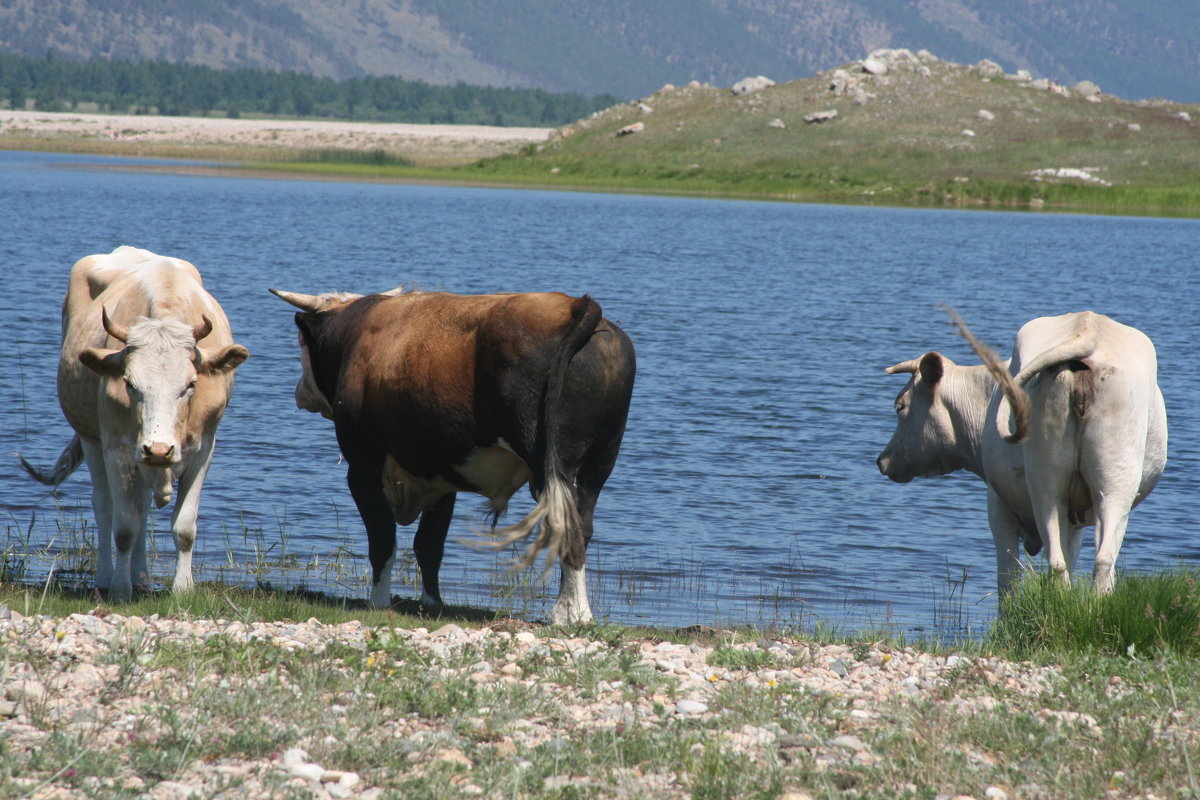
[18, 435, 85, 487]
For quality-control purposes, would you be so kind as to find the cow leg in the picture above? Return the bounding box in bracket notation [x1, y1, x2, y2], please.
[986, 488, 1025, 597]
[80, 441, 114, 592]
[168, 436, 216, 593]
[413, 493, 455, 608]
[107, 464, 151, 602]
[346, 459, 397, 609]
[551, 481, 600, 626]
[1092, 501, 1132, 595]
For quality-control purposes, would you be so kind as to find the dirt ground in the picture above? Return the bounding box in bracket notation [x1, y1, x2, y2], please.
[0, 109, 555, 165]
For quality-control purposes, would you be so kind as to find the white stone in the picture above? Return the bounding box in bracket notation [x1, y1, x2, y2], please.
[675, 699, 708, 715]
[289, 762, 326, 782]
[861, 58, 888, 76]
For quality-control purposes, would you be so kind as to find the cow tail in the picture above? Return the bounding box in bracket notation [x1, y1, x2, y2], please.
[18, 435, 85, 487]
[493, 296, 602, 574]
[943, 307, 1031, 443]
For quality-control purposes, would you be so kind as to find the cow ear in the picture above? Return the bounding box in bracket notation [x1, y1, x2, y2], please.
[918, 351, 944, 387]
[199, 344, 249, 375]
[79, 348, 125, 377]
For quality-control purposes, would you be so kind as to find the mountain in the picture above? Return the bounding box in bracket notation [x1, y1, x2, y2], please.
[1, 0, 1197, 102]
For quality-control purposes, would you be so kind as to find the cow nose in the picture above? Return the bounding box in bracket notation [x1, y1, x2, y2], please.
[876, 454, 889, 475]
[143, 442, 176, 464]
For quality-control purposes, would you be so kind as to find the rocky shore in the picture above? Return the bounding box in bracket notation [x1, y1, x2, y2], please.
[0, 604, 1118, 800]
[0, 109, 553, 165]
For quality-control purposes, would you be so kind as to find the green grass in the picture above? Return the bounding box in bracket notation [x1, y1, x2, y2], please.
[987, 568, 1200, 659]
[4, 573, 1200, 799]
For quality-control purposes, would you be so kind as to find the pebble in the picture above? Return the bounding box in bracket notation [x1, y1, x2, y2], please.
[0, 608, 1093, 799]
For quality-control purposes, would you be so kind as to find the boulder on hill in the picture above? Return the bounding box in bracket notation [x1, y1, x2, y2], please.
[732, 76, 775, 95]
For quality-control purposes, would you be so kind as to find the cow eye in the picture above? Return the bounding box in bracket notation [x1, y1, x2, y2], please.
[895, 397, 907, 414]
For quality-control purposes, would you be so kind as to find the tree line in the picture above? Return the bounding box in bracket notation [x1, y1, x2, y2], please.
[0, 50, 620, 127]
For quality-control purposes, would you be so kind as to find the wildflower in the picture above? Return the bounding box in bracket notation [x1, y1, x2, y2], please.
[708, 673, 719, 683]
[767, 679, 777, 688]
[366, 655, 376, 668]
[56, 630, 65, 641]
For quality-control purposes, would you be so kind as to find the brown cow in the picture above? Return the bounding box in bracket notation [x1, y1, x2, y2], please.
[271, 286, 635, 624]
[21, 246, 248, 600]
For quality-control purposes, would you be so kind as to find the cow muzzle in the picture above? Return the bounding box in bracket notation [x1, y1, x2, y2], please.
[876, 453, 913, 483]
[141, 442, 178, 466]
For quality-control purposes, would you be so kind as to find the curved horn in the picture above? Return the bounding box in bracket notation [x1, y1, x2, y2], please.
[192, 315, 213, 342]
[379, 285, 405, 297]
[884, 359, 921, 374]
[101, 307, 129, 343]
[269, 288, 326, 312]
[943, 306, 1030, 443]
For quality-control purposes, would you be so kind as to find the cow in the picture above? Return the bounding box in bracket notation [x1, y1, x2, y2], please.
[270, 286, 635, 625]
[877, 309, 1167, 597]
[20, 246, 249, 601]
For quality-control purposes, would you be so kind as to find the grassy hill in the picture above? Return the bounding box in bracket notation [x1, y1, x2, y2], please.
[462, 51, 1200, 215]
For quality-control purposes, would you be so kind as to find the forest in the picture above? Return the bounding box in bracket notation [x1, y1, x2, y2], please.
[0, 50, 620, 126]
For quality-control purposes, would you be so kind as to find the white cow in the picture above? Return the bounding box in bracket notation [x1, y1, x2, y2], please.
[20, 246, 248, 600]
[877, 310, 1167, 596]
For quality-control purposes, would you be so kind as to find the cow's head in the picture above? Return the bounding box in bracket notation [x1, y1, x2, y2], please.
[269, 287, 401, 420]
[80, 309, 248, 466]
[876, 351, 966, 483]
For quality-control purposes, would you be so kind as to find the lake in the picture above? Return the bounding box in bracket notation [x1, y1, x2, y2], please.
[2, 149, 1197, 637]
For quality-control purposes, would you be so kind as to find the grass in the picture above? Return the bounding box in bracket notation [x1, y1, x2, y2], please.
[987, 567, 1200, 659]
[3, 570, 1200, 799]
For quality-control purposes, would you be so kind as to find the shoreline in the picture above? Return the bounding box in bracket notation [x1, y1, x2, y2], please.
[0, 109, 554, 167]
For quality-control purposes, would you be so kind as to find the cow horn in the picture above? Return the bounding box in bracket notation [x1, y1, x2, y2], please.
[884, 359, 921, 374]
[192, 315, 213, 342]
[379, 285, 405, 297]
[101, 307, 129, 343]
[942, 306, 1031, 443]
[269, 288, 326, 312]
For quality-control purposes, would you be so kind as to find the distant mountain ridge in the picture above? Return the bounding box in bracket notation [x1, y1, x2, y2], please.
[1, 0, 1196, 102]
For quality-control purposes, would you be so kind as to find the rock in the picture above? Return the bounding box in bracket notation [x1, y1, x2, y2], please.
[731, 76, 775, 95]
[975, 59, 1004, 79]
[860, 57, 888, 76]
[804, 110, 838, 124]
[636, 103, 653, 114]
[431, 623, 464, 638]
[1028, 78, 1051, 90]
[830, 69, 851, 96]
[768, 118, 786, 129]
[962, 129, 976, 137]
[616, 122, 644, 137]
[1176, 111, 1192, 122]
[675, 699, 708, 715]
[1075, 80, 1102, 97]
[977, 109, 995, 121]
[829, 735, 868, 752]
[985, 787, 1009, 800]
[1128, 123, 1141, 132]
[288, 761, 326, 782]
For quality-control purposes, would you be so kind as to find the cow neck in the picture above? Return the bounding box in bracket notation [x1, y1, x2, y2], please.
[944, 364, 996, 480]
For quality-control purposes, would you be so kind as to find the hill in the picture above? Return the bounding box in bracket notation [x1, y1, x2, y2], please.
[0, 0, 1197, 103]
[470, 49, 1200, 214]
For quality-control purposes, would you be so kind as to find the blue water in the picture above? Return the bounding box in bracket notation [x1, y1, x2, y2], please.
[2, 149, 1197, 637]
